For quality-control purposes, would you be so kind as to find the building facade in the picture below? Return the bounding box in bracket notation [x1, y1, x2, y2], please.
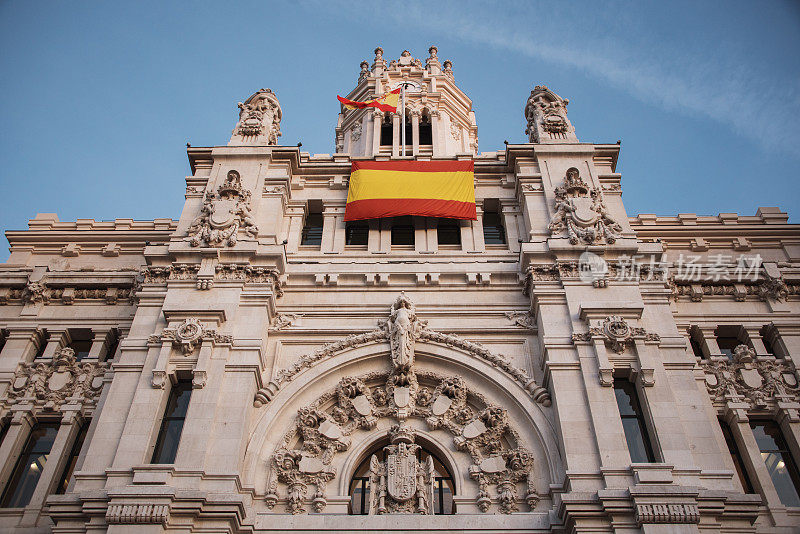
[0, 47, 799, 533]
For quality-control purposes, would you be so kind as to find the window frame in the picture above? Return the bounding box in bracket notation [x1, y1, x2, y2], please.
[151, 380, 193, 464]
[613, 379, 657, 463]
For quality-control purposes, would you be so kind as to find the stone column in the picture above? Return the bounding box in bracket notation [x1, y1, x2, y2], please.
[19, 410, 83, 526]
[465, 206, 485, 253]
[698, 327, 722, 358]
[41, 330, 68, 360]
[392, 113, 400, 158]
[284, 203, 306, 254]
[87, 329, 112, 361]
[500, 199, 521, 252]
[368, 219, 381, 254]
[411, 111, 420, 156]
[0, 329, 42, 397]
[320, 205, 338, 254]
[0, 409, 35, 492]
[371, 111, 382, 157]
[743, 327, 769, 356]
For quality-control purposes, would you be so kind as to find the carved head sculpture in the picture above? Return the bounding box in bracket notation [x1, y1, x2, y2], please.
[564, 167, 589, 196]
[374, 47, 383, 59]
[428, 46, 438, 58]
[733, 344, 756, 363]
[401, 50, 411, 57]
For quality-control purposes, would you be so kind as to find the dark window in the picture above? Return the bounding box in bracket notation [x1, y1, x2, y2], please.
[404, 115, 412, 146]
[751, 421, 800, 507]
[719, 419, 754, 493]
[151, 381, 192, 464]
[1, 423, 59, 507]
[419, 114, 432, 145]
[0, 330, 6, 354]
[380, 114, 393, 146]
[34, 332, 48, 359]
[391, 216, 415, 246]
[614, 379, 656, 463]
[715, 326, 748, 360]
[54, 421, 89, 494]
[437, 219, 461, 246]
[760, 325, 777, 356]
[103, 332, 119, 362]
[349, 442, 454, 515]
[300, 213, 323, 247]
[345, 221, 369, 246]
[68, 329, 93, 360]
[483, 210, 506, 245]
[689, 328, 706, 359]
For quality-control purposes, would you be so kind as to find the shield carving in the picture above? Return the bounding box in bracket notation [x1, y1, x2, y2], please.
[394, 386, 410, 408]
[569, 197, 599, 226]
[352, 394, 372, 416]
[738, 368, 763, 389]
[209, 199, 238, 229]
[387, 445, 418, 501]
[431, 395, 452, 416]
[48, 371, 73, 392]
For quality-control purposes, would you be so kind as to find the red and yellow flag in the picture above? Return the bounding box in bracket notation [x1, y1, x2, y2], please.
[337, 88, 401, 113]
[344, 160, 476, 221]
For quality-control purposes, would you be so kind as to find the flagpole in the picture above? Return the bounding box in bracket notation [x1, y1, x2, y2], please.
[401, 83, 406, 157]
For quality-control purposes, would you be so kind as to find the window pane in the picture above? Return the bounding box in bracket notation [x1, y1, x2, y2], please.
[719, 420, 754, 493]
[483, 212, 506, 245]
[346, 222, 369, 246]
[437, 219, 461, 246]
[301, 213, 323, 246]
[391, 216, 414, 246]
[1, 424, 59, 507]
[55, 422, 89, 494]
[614, 380, 656, 463]
[151, 382, 192, 464]
[751, 421, 800, 507]
[380, 118, 393, 146]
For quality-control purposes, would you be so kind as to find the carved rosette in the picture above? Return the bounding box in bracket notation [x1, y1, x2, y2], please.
[186, 170, 258, 247]
[572, 315, 660, 355]
[701, 345, 800, 413]
[4, 347, 107, 411]
[265, 294, 539, 515]
[154, 318, 232, 356]
[548, 168, 622, 245]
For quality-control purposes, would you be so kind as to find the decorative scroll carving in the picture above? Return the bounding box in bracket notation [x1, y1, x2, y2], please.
[524, 85, 576, 143]
[234, 88, 282, 144]
[548, 168, 622, 245]
[4, 347, 107, 411]
[106, 503, 169, 525]
[264, 294, 541, 515]
[701, 345, 800, 411]
[572, 316, 659, 354]
[186, 170, 258, 247]
[504, 311, 534, 329]
[155, 318, 232, 355]
[269, 312, 302, 332]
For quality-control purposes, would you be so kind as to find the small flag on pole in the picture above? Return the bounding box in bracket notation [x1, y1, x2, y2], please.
[337, 88, 400, 113]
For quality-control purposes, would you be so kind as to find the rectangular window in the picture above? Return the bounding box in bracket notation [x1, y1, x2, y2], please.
[483, 210, 506, 245]
[419, 115, 432, 145]
[688, 327, 706, 359]
[103, 331, 119, 362]
[613, 379, 656, 463]
[751, 421, 800, 507]
[68, 329, 93, 360]
[715, 326, 749, 360]
[437, 218, 461, 246]
[54, 421, 89, 494]
[34, 332, 48, 359]
[719, 419, 754, 493]
[760, 325, 777, 356]
[380, 115, 393, 146]
[391, 216, 415, 246]
[345, 221, 369, 246]
[151, 381, 192, 464]
[300, 212, 323, 247]
[1, 423, 59, 508]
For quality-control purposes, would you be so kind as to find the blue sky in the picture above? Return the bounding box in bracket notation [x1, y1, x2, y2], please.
[1, 1, 799, 257]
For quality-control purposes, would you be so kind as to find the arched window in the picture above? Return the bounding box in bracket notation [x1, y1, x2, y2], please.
[348, 439, 455, 515]
[380, 114, 393, 147]
[419, 112, 432, 146]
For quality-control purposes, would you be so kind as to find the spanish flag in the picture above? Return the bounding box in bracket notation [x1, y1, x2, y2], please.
[337, 88, 400, 113]
[344, 161, 476, 221]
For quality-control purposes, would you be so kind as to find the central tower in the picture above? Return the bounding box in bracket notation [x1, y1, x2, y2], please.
[335, 47, 479, 158]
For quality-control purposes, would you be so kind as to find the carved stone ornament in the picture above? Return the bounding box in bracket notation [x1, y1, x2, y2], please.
[350, 119, 363, 141]
[572, 315, 659, 355]
[548, 168, 622, 245]
[234, 88, 282, 144]
[106, 504, 169, 525]
[186, 170, 258, 247]
[450, 120, 462, 141]
[269, 312, 302, 332]
[4, 347, 107, 411]
[257, 294, 551, 407]
[154, 318, 232, 355]
[701, 344, 800, 412]
[264, 294, 542, 515]
[524, 85, 577, 143]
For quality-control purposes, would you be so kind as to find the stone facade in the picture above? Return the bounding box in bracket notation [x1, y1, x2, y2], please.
[0, 47, 799, 533]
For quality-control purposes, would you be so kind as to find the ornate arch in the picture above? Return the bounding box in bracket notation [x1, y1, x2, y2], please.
[245, 294, 561, 516]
